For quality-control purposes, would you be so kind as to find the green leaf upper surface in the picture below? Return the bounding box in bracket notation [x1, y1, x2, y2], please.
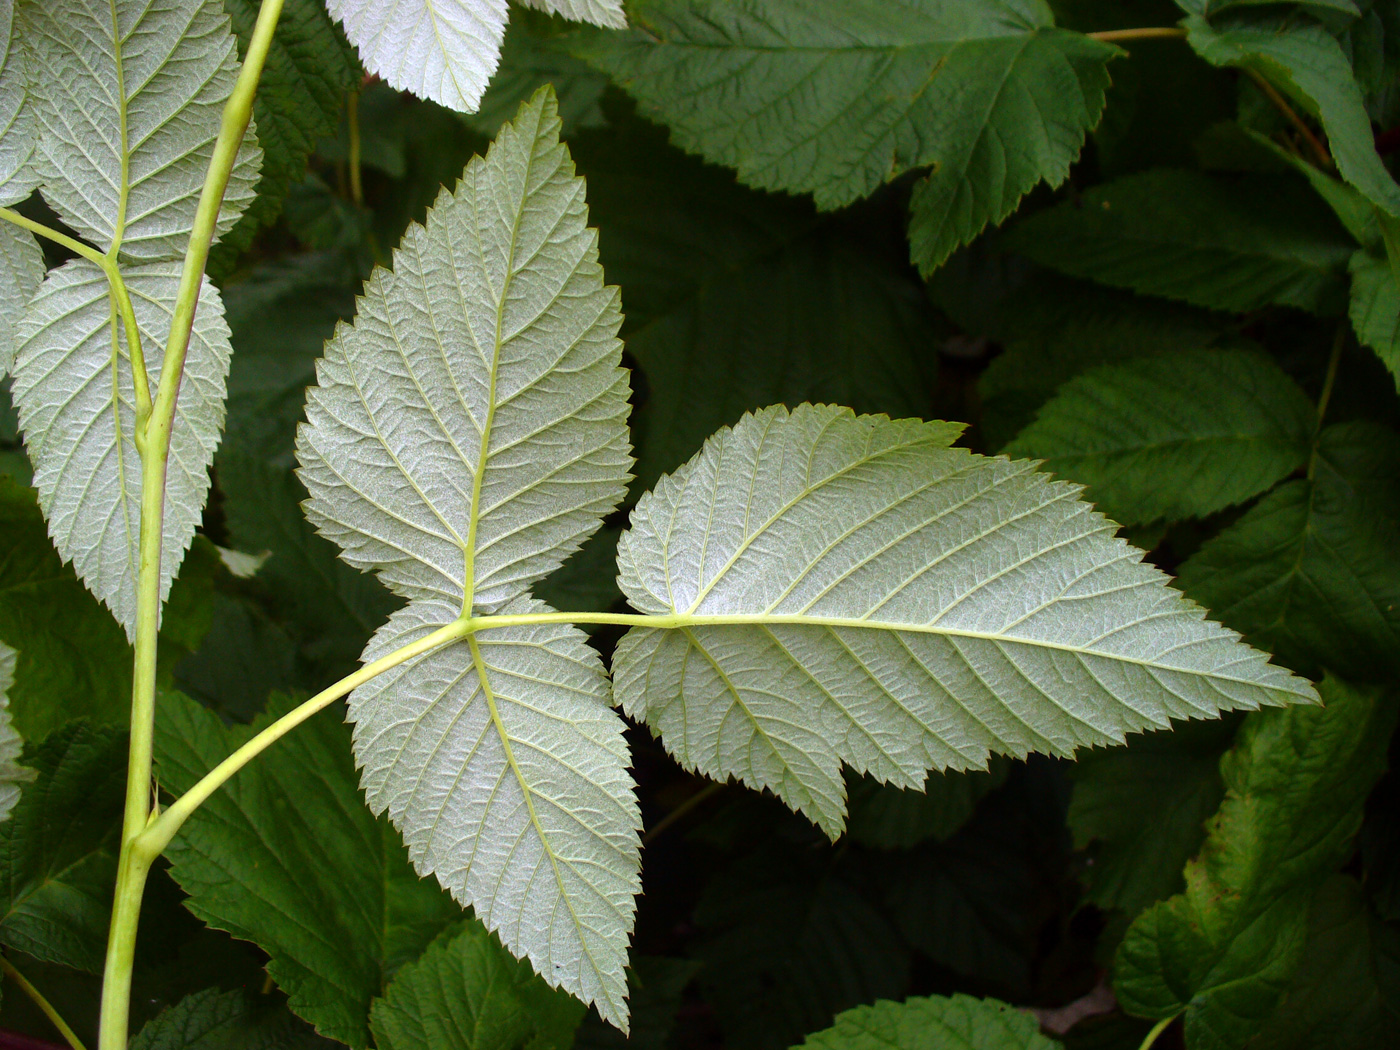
[574, 0, 1116, 269]
[0, 721, 125, 972]
[1350, 247, 1400, 387]
[0, 642, 31, 822]
[846, 763, 1008, 850]
[18, 0, 262, 260]
[1176, 420, 1400, 681]
[572, 115, 939, 491]
[326, 0, 622, 115]
[11, 261, 232, 639]
[0, 478, 133, 738]
[369, 923, 586, 1050]
[1184, 9, 1400, 220]
[1068, 718, 1235, 923]
[1006, 348, 1315, 526]
[351, 598, 642, 1030]
[1115, 677, 1398, 1047]
[154, 691, 460, 1049]
[131, 987, 323, 1050]
[217, 0, 361, 257]
[296, 89, 641, 1028]
[1252, 876, 1400, 1050]
[793, 994, 1059, 1050]
[1004, 170, 1356, 314]
[614, 403, 1317, 838]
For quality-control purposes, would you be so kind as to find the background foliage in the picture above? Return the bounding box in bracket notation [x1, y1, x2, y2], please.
[1, 0, 1398, 1048]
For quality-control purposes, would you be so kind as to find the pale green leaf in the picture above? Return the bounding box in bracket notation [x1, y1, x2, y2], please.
[154, 691, 460, 1049]
[0, 642, 32, 822]
[296, 89, 641, 1028]
[1006, 348, 1315, 525]
[0, 0, 38, 205]
[1003, 169, 1355, 314]
[0, 218, 42, 377]
[614, 404, 1317, 839]
[522, 0, 625, 29]
[1184, 9, 1400, 219]
[1114, 677, 1398, 1048]
[296, 89, 631, 613]
[573, 0, 1117, 270]
[19, 0, 262, 260]
[0, 721, 125, 972]
[11, 260, 231, 639]
[350, 598, 641, 1030]
[793, 994, 1059, 1050]
[369, 923, 586, 1050]
[1350, 247, 1400, 387]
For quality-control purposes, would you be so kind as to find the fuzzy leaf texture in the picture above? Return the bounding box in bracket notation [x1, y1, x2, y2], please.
[296, 88, 641, 1029]
[574, 0, 1116, 271]
[325, 0, 623, 114]
[18, 0, 262, 260]
[0, 2, 41, 377]
[613, 404, 1318, 839]
[0, 642, 30, 822]
[794, 994, 1059, 1050]
[11, 262, 232, 639]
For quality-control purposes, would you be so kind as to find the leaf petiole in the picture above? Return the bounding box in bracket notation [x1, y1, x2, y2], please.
[0, 954, 89, 1050]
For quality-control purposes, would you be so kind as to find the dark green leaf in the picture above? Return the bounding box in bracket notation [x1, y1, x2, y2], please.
[1350, 247, 1400, 386]
[131, 987, 322, 1050]
[368, 923, 585, 1050]
[1004, 170, 1356, 314]
[0, 478, 132, 739]
[1176, 420, 1400, 681]
[572, 957, 700, 1050]
[0, 722, 126, 971]
[153, 692, 460, 1048]
[1251, 876, 1400, 1050]
[793, 994, 1059, 1050]
[470, 11, 609, 139]
[1069, 718, 1237, 923]
[572, 0, 1116, 271]
[1007, 348, 1314, 525]
[1115, 677, 1398, 1047]
[846, 762, 1009, 851]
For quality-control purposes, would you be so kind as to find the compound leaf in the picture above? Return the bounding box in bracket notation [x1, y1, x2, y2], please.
[1006, 348, 1315, 526]
[574, 0, 1117, 270]
[614, 404, 1317, 839]
[19, 0, 262, 261]
[296, 88, 641, 1028]
[1003, 170, 1355, 314]
[1176, 420, 1400, 682]
[369, 923, 586, 1050]
[0, 721, 125, 972]
[11, 261, 232, 639]
[794, 994, 1059, 1050]
[1114, 676, 1398, 1047]
[350, 598, 641, 1031]
[154, 691, 461, 1049]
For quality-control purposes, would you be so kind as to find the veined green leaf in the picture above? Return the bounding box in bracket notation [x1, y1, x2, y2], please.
[1115, 676, 1398, 1047]
[154, 692, 460, 1049]
[19, 0, 262, 261]
[0, 721, 125, 972]
[573, 0, 1116, 271]
[1007, 348, 1315, 525]
[613, 403, 1317, 838]
[296, 88, 641, 1028]
[326, 0, 622, 115]
[793, 994, 1059, 1050]
[11, 261, 232, 639]
[0, 0, 37, 205]
[1184, 9, 1400, 219]
[0, 642, 32, 822]
[1350, 247, 1400, 387]
[369, 923, 586, 1050]
[131, 987, 323, 1050]
[0, 218, 42, 377]
[1176, 420, 1400, 682]
[1003, 169, 1356, 314]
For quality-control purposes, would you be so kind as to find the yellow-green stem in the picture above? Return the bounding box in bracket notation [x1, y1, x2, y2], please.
[96, 2, 286, 1048]
[1, 955, 89, 1050]
[1086, 27, 1187, 44]
[1308, 322, 1347, 480]
[1136, 1013, 1178, 1050]
[347, 87, 364, 208]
